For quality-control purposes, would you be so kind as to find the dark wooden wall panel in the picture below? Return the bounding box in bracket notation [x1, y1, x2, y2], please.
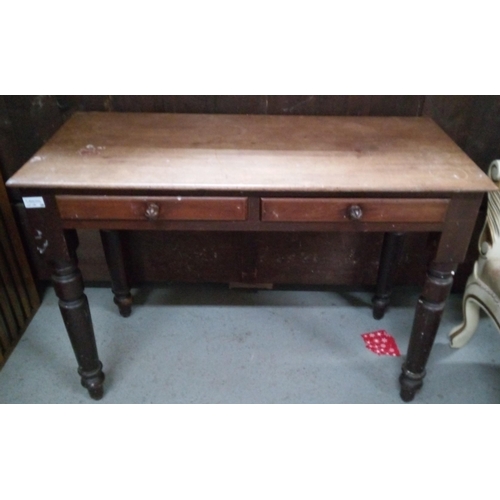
[0, 172, 40, 369]
[464, 96, 500, 170]
[214, 95, 268, 114]
[266, 95, 425, 116]
[1, 96, 497, 291]
[423, 95, 500, 170]
[108, 231, 430, 288]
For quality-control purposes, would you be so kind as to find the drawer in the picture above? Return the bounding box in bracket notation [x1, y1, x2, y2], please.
[261, 198, 449, 223]
[56, 196, 248, 221]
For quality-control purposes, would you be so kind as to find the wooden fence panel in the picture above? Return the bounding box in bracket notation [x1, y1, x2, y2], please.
[0, 173, 40, 369]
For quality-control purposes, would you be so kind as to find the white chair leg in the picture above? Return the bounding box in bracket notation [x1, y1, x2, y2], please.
[449, 295, 481, 348]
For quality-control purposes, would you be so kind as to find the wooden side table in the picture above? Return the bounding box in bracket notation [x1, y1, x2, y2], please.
[7, 112, 496, 401]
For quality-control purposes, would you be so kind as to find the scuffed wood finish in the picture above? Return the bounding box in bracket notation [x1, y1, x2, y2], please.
[5, 96, 498, 289]
[57, 195, 248, 221]
[6, 111, 497, 401]
[434, 194, 486, 263]
[6, 113, 495, 194]
[261, 198, 450, 223]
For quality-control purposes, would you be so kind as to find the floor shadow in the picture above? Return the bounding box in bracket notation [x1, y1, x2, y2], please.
[127, 284, 379, 308]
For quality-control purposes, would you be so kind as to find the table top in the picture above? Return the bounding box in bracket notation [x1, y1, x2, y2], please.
[7, 112, 496, 193]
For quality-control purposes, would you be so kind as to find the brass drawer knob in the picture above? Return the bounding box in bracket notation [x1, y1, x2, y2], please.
[145, 203, 160, 219]
[347, 204, 363, 220]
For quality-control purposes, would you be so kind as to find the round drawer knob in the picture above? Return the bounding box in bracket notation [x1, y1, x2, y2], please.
[145, 203, 160, 219]
[347, 204, 363, 220]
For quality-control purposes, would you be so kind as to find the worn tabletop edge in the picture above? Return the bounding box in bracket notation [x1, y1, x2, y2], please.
[5, 113, 498, 193]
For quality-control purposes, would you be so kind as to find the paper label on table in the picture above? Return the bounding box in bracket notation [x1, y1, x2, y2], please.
[22, 197, 46, 209]
[361, 330, 401, 356]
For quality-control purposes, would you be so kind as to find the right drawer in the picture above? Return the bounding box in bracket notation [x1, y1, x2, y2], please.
[260, 198, 450, 223]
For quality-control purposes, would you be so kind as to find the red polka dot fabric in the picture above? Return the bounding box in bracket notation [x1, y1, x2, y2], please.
[361, 330, 400, 356]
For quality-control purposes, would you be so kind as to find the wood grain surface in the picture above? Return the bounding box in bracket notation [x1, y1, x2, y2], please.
[261, 198, 450, 223]
[6, 112, 495, 193]
[57, 195, 248, 221]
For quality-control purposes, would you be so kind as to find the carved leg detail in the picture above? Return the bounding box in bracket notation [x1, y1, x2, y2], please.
[52, 259, 105, 400]
[372, 232, 405, 319]
[100, 230, 132, 317]
[399, 265, 455, 402]
[449, 295, 481, 348]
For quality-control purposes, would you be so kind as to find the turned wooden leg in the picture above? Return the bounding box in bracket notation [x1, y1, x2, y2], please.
[51, 234, 105, 400]
[399, 264, 455, 402]
[372, 232, 405, 319]
[100, 230, 132, 317]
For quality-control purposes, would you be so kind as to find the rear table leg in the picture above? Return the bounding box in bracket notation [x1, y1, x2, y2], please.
[100, 230, 132, 317]
[372, 232, 405, 319]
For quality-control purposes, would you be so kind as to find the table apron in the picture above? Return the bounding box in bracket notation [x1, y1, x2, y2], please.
[60, 219, 445, 232]
[55, 195, 450, 233]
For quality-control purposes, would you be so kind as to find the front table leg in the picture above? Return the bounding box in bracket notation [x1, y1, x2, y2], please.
[399, 263, 455, 402]
[51, 248, 105, 400]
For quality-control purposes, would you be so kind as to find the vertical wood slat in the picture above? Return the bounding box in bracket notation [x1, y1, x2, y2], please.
[0, 215, 31, 317]
[0, 238, 25, 329]
[0, 312, 8, 364]
[0, 273, 18, 341]
[0, 172, 40, 368]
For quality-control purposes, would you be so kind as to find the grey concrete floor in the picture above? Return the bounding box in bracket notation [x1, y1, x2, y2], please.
[1, 285, 500, 403]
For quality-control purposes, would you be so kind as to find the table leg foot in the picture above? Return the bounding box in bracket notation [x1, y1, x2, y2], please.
[372, 297, 389, 320]
[114, 295, 133, 318]
[79, 362, 105, 400]
[399, 365, 425, 402]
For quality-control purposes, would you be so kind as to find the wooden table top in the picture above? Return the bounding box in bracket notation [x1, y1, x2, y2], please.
[6, 112, 496, 193]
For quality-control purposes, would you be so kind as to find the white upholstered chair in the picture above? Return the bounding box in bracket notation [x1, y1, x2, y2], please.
[449, 160, 500, 348]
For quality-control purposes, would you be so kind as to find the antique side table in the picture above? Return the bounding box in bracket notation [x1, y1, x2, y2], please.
[6, 112, 496, 401]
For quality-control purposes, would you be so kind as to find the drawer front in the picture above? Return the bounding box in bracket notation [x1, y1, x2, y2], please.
[57, 196, 248, 221]
[261, 198, 450, 223]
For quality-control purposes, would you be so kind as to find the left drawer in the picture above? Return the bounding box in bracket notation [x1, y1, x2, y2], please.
[56, 196, 248, 221]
